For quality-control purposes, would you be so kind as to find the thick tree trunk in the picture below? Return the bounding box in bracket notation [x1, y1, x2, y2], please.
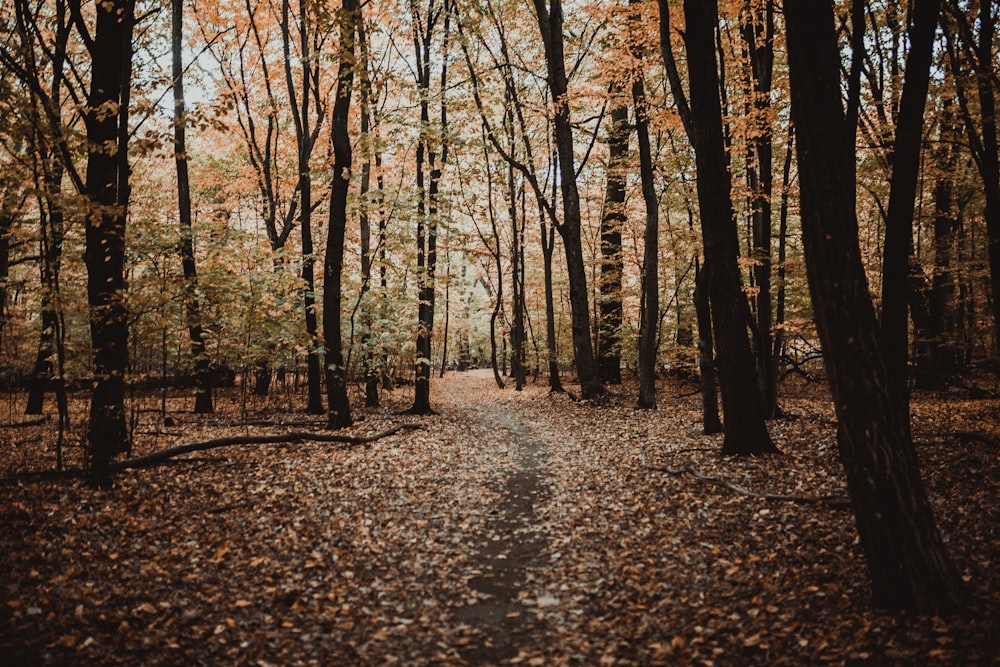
[597, 99, 628, 385]
[786, 0, 970, 613]
[684, 0, 775, 455]
[173, 0, 213, 415]
[84, 0, 136, 487]
[324, 0, 357, 430]
[532, 0, 603, 400]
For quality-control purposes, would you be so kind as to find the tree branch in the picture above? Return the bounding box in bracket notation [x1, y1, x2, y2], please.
[112, 423, 423, 471]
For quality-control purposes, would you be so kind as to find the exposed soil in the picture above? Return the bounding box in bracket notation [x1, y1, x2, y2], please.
[0, 369, 998, 665]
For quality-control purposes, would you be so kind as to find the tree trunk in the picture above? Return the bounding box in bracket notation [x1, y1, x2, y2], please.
[532, 0, 603, 399]
[541, 216, 563, 392]
[324, 0, 358, 430]
[742, 0, 779, 419]
[597, 98, 628, 385]
[633, 24, 659, 409]
[786, 0, 970, 613]
[173, 0, 213, 415]
[683, 0, 775, 455]
[879, 0, 941, 411]
[694, 262, 722, 434]
[83, 0, 136, 487]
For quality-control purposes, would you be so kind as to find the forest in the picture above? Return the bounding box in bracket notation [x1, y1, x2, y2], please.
[1, 0, 998, 664]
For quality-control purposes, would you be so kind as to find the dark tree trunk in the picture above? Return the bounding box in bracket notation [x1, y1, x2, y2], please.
[742, 0, 779, 419]
[173, 0, 213, 414]
[409, 0, 450, 415]
[541, 217, 563, 392]
[281, 0, 325, 415]
[597, 98, 628, 385]
[786, 0, 970, 613]
[633, 30, 659, 409]
[917, 105, 963, 386]
[358, 16, 380, 408]
[879, 0, 941, 411]
[683, 0, 775, 455]
[83, 0, 136, 487]
[25, 306, 57, 415]
[694, 262, 722, 434]
[324, 0, 357, 430]
[508, 157, 526, 390]
[532, 0, 603, 399]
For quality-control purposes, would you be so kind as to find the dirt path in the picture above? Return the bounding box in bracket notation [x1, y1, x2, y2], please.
[2, 369, 997, 666]
[452, 399, 551, 663]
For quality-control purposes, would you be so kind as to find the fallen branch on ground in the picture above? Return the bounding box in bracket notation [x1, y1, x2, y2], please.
[643, 460, 851, 509]
[112, 422, 423, 471]
[0, 417, 48, 429]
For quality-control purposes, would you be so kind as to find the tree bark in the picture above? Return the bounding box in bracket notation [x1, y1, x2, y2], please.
[633, 20, 659, 409]
[173, 0, 213, 415]
[597, 98, 628, 385]
[324, 0, 358, 430]
[879, 0, 941, 412]
[742, 0, 779, 419]
[532, 0, 603, 400]
[683, 0, 775, 455]
[786, 0, 970, 613]
[83, 0, 136, 487]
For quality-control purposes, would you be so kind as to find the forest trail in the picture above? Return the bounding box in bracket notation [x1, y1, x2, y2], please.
[1, 370, 998, 665]
[443, 371, 553, 663]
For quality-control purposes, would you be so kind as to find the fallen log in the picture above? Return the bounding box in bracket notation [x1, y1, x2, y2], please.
[0, 417, 48, 429]
[112, 422, 423, 471]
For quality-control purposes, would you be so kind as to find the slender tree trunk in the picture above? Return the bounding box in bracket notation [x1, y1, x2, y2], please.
[532, 0, 603, 399]
[324, 0, 358, 430]
[173, 0, 213, 414]
[786, 0, 970, 613]
[597, 97, 628, 385]
[684, 0, 775, 454]
[742, 0, 778, 418]
[633, 17, 659, 408]
[83, 0, 136, 487]
[879, 0, 941, 412]
[541, 216, 563, 392]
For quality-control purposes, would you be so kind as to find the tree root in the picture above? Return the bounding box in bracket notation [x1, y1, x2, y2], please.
[644, 461, 851, 509]
[112, 422, 423, 471]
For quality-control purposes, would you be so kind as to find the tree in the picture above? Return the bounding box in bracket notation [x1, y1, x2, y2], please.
[324, 0, 358, 429]
[942, 1, 1000, 359]
[658, 0, 720, 434]
[173, 0, 213, 414]
[680, 0, 775, 454]
[82, 0, 137, 486]
[632, 1, 659, 409]
[282, 0, 329, 414]
[879, 0, 941, 413]
[597, 93, 628, 386]
[740, 0, 779, 419]
[531, 0, 604, 400]
[785, 0, 970, 613]
[408, 0, 452, 414]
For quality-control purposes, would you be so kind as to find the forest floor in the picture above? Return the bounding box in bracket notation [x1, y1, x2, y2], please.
[1, 368, 999, 666]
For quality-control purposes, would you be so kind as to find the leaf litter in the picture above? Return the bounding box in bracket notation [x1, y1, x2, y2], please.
[0, 369, 998, 665]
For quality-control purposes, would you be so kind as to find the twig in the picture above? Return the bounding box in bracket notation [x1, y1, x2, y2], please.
[643, 460, 851, 509]
[112, 422, 423, 471]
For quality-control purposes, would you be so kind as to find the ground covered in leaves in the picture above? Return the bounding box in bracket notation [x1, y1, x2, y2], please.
[1, 369, 998, 665]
